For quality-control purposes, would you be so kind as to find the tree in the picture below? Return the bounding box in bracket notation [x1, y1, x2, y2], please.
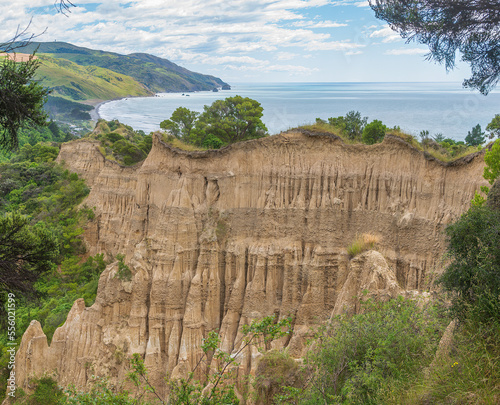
[465, 124, 486, 146]
[362, 119, 386, 145]
[484, 140, 500, 185]
[160, 107, 199, 142]
[328, 111, 368, 141]
[0, 213, 59, 307]
[486, 114, 500, 139]
[195, 96, 267, 145]
[0, 55, 50, 151]
[433, 133, 445, 143]
[419, 129, 430, 144]
[440, 206, 500, 324]
[0, 0, 75, 152]
[369, 1, 500, 94]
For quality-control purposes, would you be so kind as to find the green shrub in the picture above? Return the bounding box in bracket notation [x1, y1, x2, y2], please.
[30, 376, 64, 405]
[440, 206, 500, 325]
[484, 139, 500, 185]
[202, 133, 224, 149]
[294, 297, 446, 405]
[394, 321, 500, 405]
[362, 120, 386, 145]
[104, 132, 124, 143]
[255, 350, 302, 404]
[115, 254, 132, 281]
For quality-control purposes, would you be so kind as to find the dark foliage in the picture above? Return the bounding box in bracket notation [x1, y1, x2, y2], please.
[370, 0, 500, 94]
[362, 119, 387, 145]
[0, 56, 50, 151]
[465, 124, 486, 146]
[328, 110, 368, 141]
[440, 206, 500, 325]
[0, 213, 58, 302]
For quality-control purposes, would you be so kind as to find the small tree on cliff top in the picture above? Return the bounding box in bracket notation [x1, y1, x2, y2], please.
[160, 107, 199, 143]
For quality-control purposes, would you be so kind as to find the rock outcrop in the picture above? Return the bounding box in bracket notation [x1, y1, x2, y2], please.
[15, 131, 487, 395]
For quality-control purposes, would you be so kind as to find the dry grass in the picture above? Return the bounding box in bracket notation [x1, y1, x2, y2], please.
[347, 233, 381, 258]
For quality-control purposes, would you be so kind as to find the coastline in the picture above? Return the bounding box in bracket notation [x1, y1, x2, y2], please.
[89, 97, 130, 122]
[88, 84, 231, 124]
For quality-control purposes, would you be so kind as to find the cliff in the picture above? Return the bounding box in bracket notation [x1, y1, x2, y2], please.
[15, 131, 487, 396]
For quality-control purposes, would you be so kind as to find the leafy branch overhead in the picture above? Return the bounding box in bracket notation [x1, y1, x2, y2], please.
[370, 0, 500, 94]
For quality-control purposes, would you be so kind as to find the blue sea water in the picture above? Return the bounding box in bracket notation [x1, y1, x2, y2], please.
[97, 82, 500, 141]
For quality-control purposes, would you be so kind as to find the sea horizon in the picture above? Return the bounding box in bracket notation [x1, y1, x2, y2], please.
[97, 81, 500, 140]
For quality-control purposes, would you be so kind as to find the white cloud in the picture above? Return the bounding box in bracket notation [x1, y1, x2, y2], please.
[0, 0, 366, 60]
[330, 0, 370, 6]
[385, 48, 428, 55]
[292, 20, 348, 28]
[369, 25, 401, 43]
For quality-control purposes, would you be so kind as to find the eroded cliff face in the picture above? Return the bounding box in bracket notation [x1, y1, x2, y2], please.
[16, 132, 487, 395]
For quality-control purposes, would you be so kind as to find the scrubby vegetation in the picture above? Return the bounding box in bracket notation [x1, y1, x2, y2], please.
[303, 110, 498, 164]
[0, 118, 154, 399]
[275, 297, 448, 405]
[87, 119, 152, 165]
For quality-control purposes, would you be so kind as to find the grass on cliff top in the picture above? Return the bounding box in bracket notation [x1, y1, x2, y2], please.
[160, 132, 206, 151]
[299, 122, 482, 163]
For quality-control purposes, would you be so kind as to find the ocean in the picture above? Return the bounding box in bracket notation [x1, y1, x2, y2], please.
[97, 82, 500, 141]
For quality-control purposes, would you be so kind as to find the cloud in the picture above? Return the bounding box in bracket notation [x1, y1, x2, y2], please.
[369, 25, 401, 43]
[292, 20, 348, 28]
[276, 51, 297, 60]
[0, 0, 366, 59]
[385, 48, 428, 55]
[330, 0, 370, 6]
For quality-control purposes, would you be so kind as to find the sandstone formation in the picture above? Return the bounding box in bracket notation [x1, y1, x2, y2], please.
[15, 131, 488, 396]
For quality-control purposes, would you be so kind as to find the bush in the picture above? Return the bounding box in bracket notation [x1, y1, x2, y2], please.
[294, 297, 446, 405]
[255, 350, 303, 404]
[484, 139, 500, 185]
[202, 133, 224, 149]
[440, 206, 500, 325]
[327, 111, 368, 141]
[30, 376, 64, 405]
[362, 120, 386, 145]
[411, 320, 500, 405]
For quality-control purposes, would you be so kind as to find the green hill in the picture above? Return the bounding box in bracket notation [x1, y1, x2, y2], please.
[35, 54, 153, 101]
[19, 42, 229, 94]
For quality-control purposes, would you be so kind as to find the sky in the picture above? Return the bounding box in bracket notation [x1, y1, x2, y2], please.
[0, 0, 472, 83]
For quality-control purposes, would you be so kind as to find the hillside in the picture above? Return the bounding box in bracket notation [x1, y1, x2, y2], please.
[19, 42, 229, 94]
[35, 54, 153, 101]
[13, 131, 488, 399]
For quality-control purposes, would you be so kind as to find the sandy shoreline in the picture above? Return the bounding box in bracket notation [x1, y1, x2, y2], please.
[90, 100, 109, 121]
[89, 94, 166, 122]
